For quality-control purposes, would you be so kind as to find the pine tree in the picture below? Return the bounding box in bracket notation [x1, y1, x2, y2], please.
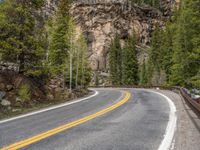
[77, 33, 91, 88]
[160, 22, 174, 83]
[0, 0, 46, 75]
[146, 58, 154, 85]
[122, 33, 139, 85]
[147, 25, 163, 85]
[48, 0, 71, 74]
[149, 25, 163, 72]
[49, 0, 91, 90]
[170, 0, 200, 87]
[109, 34, 122, 85]
[140, 59, 148, 85]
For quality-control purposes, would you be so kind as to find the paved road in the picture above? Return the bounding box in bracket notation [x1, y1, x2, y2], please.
[0, 89, 173, 150]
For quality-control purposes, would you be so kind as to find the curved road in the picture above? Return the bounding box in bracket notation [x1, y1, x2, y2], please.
[0, 88, 176, 150]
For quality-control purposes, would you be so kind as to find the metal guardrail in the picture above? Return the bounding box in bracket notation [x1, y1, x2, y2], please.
[179, 88, 200, 113]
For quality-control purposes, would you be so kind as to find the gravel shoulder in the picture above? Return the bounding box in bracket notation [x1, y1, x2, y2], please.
[158, 90, 200, 150]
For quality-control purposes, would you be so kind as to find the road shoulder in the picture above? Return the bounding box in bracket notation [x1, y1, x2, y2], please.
[0, 89, 98, 124]
[158, 90, 200, 150]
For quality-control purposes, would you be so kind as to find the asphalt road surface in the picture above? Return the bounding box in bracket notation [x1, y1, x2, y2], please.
[0, 88, 175, 150]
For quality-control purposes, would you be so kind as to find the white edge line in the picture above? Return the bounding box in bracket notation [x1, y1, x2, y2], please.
[150, 90, 177, 150]
[0, 89, 99, 124]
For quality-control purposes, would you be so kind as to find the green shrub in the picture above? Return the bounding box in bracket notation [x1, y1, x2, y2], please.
[18, 84, 31, 103]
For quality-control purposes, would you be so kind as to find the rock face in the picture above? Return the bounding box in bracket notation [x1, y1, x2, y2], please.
[71, 2, 159, 72]
[42, 0, 179, 83]
[70, 0, 177, 72]
[42, 0, 59, 18]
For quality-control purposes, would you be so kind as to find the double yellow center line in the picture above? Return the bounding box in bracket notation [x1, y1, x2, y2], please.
[1, 91, 131, 150]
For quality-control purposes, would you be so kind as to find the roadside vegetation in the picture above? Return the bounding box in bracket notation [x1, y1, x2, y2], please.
[146, 0, 200, 88]
[0, 0, 91, 116]
[109, 0, 200, 89]
[109, 33, 138, 86]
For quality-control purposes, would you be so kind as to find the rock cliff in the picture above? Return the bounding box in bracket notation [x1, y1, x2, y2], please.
[70, 0, 178, 72]
[43, 0, 179, 83]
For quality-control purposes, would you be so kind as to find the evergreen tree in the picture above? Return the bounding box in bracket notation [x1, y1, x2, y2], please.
[0, 0, 46, 75]
[77, 33, 91, 88]
[145, 0, 200, 88]
[49, 0, 71, 74]
[122, 33, 139, 85]
[140, 59, 148, 85]
[160, 22, 174, 83]
[109, 34, 122, 85]
[49, 0, 91, 90]
[147, 25, 163, 85]
[149, 25, 163, 72]
[170, 0, 200, 87]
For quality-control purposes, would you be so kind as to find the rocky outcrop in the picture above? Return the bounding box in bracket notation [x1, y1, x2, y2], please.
[160, 0, 180, 16]
[0, 62, 19, 73]
[42, 0, 59, 18]
[41, 0, 179, 84]
[71, 1, 165, 72]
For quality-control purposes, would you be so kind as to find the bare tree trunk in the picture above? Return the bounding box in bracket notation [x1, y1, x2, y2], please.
[19, 52, 25, 74]
[69, 51, 73, 93]
[81, 54, 84, 88]
[63, 70, 65, 90]
[75, 53, 79, 89]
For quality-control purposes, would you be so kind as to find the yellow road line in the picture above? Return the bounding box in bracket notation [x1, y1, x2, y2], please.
[1, 91, 131, 150]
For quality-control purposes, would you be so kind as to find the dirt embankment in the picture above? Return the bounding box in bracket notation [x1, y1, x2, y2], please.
[0, 71, 89, 119]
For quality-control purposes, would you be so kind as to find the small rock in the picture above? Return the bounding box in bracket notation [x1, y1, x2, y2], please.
[16, 97, 22, 102]
[47, 94, 54, 100]
[55, 87, 63, 92]
[34, 92, 40, 97]
[12, 108, 21, 112]
[14, 101, 22, 107]
[6, 85, 13, 91]
[0, 83, 5, 90]
[1, 99, 11, 106]
[7, 106, 11, 110]
[0, 91, 6, 100]
[0, 76, 4, 82]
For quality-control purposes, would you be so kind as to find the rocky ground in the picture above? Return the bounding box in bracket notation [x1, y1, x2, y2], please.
[0, 65, 90, 120]
[0, 87, 90, 120]
[159, 90, 200, 150]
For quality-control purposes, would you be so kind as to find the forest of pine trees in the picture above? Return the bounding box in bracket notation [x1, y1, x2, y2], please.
[0, 0, 199, 90]
[0, 0, 91, 92]
[146, 0, 200, 88]
[109, 0, 199, 88]
[109, 33, 139, 86]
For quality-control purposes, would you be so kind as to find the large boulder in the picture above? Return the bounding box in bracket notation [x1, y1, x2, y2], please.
[1, 99, 11, 106]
